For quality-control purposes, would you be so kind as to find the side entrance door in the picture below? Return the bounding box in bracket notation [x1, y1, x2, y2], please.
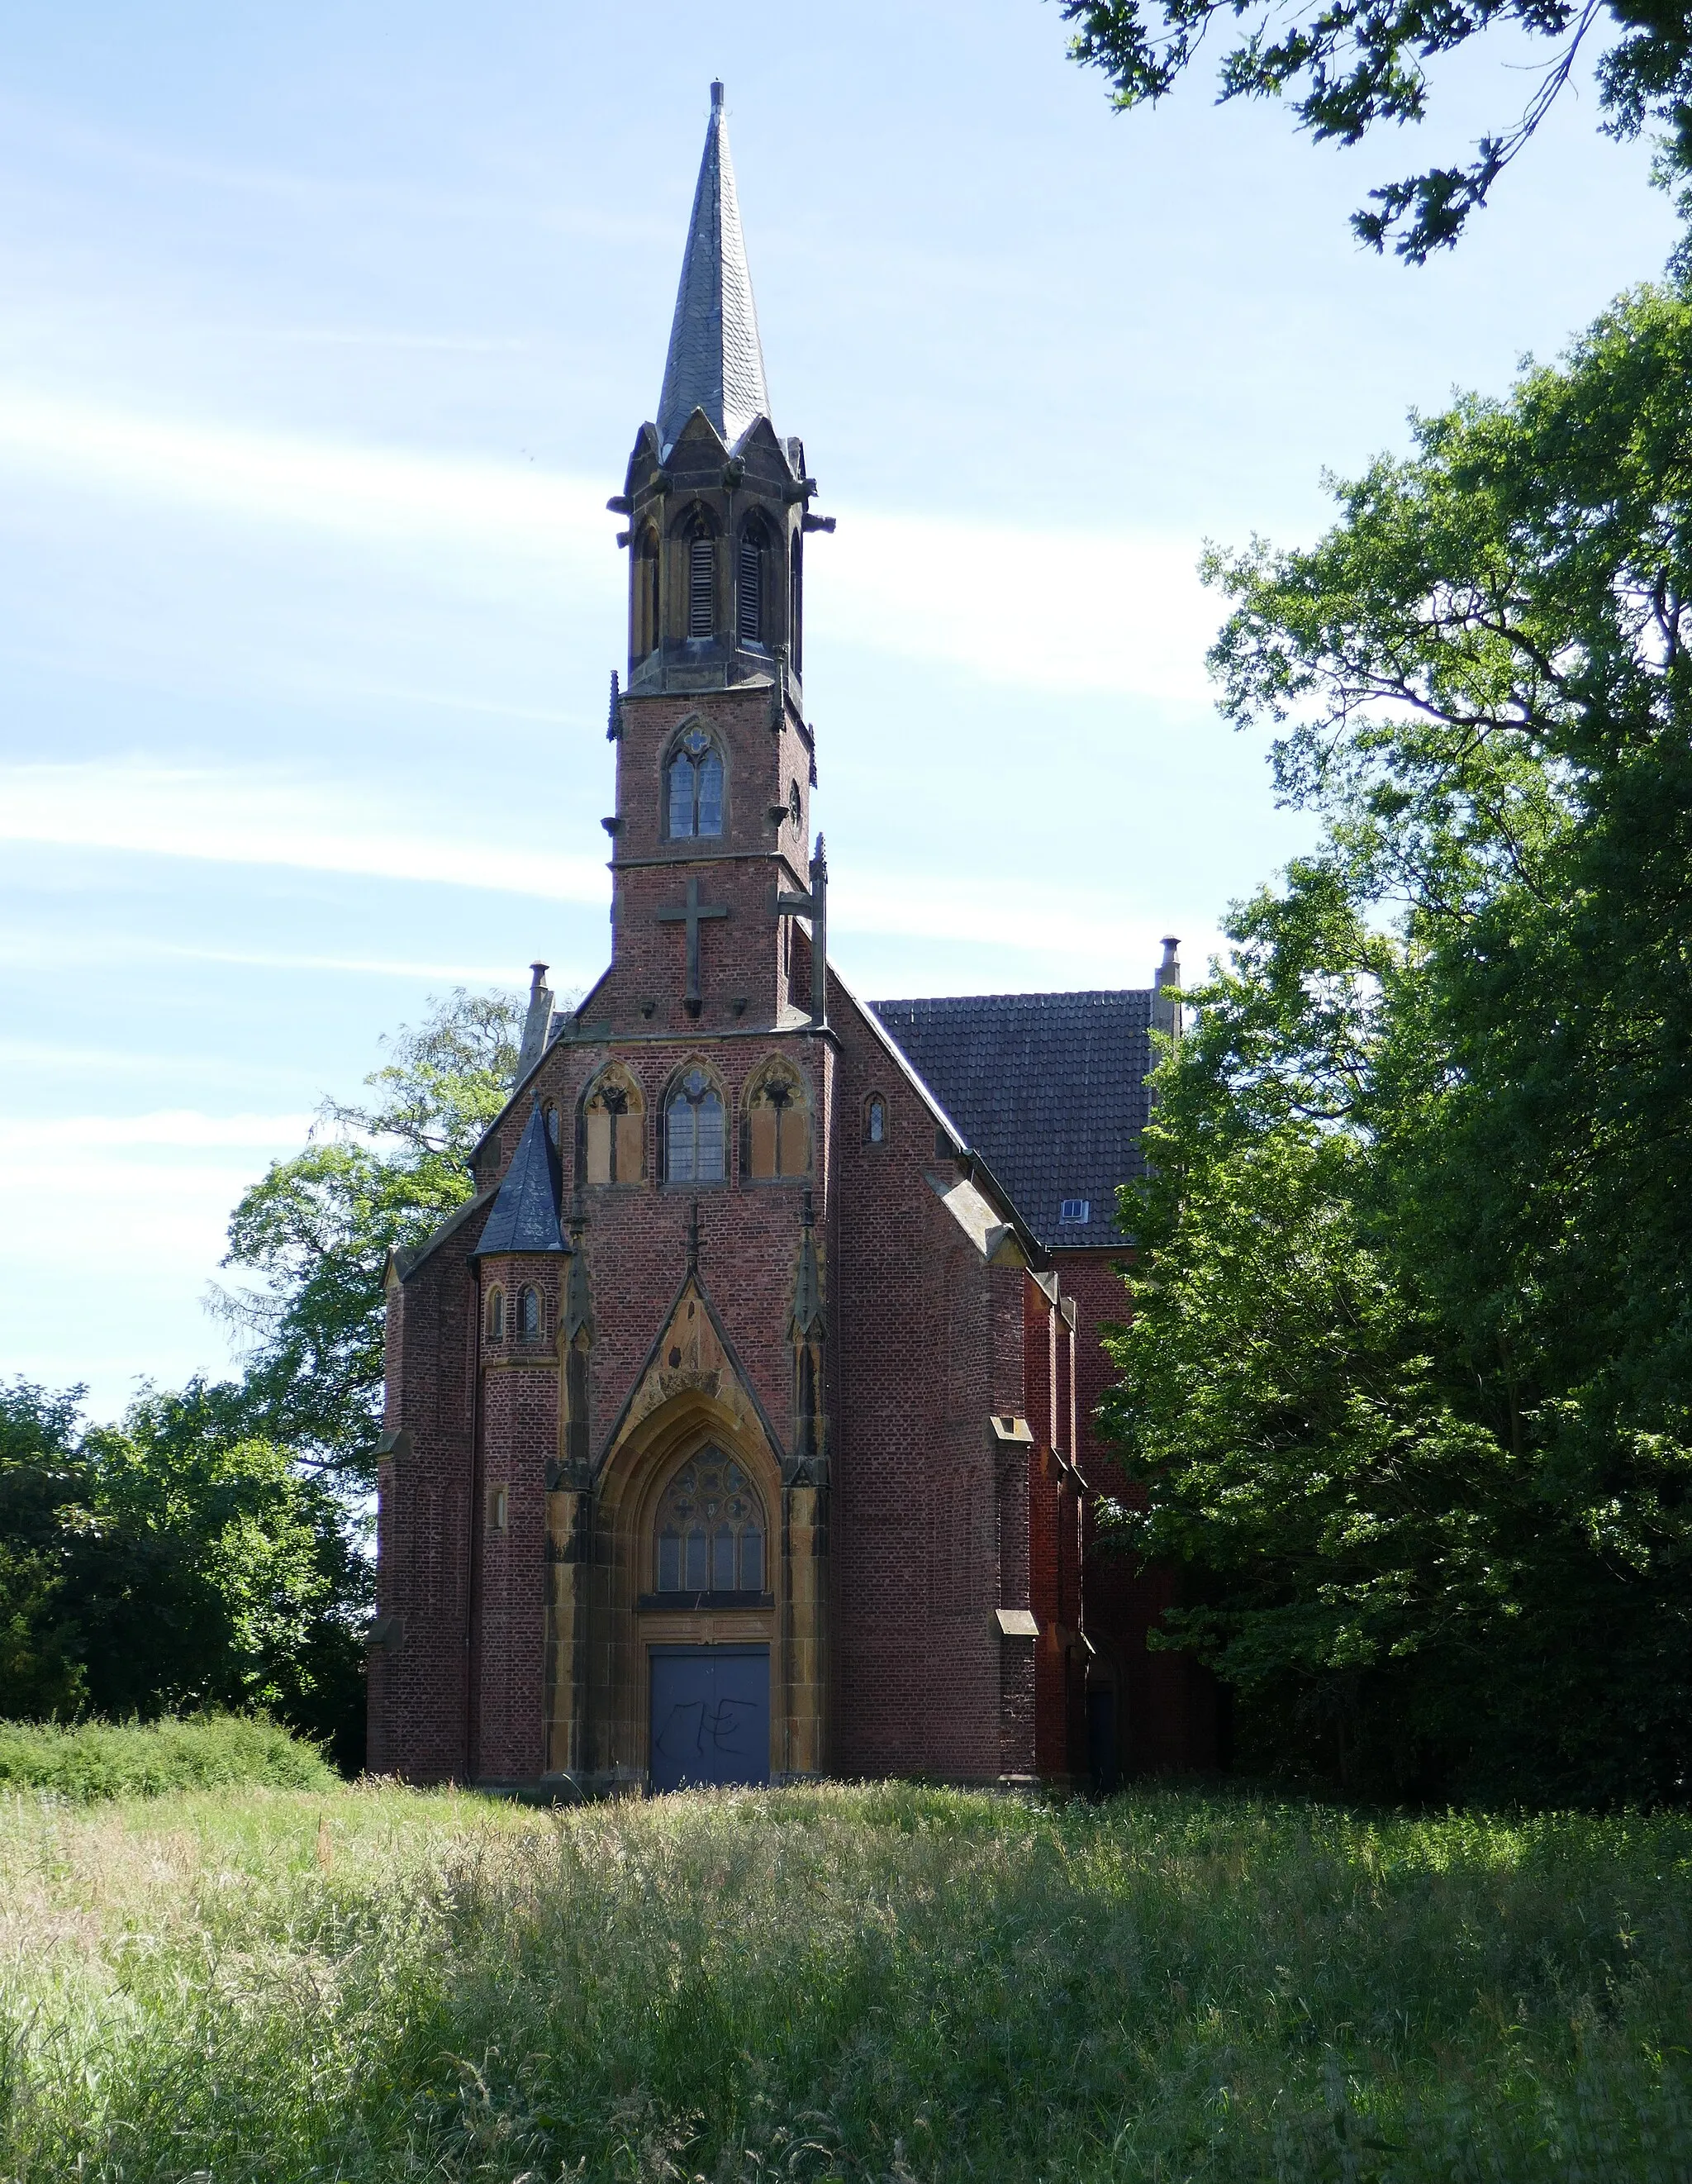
[649, 1644, 771, 1792]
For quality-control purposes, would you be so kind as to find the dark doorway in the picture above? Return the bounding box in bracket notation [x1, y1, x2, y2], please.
[1087, 1685, 1119, 1796]
[649, 1644, 771, 1792]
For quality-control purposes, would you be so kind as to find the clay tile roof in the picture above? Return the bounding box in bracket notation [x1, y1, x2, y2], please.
[473, 1100, 568, 1257]
[869, 990, 1154, 1251]
[656, 83, 771, 457]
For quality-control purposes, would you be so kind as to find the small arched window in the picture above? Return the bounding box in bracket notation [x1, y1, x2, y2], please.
[668, 725, 724, 840]
[745, 1061, 810, 1179]
[666, 1066, 725, 1183]
[517, 1285, 541, 1341]
[486, 1287, 506, 1342]
[866, 1095, 887, 1147]
[543, 1102, 560, 1149]
[654, 1449, 765, 1595]
[738, 520, 768, 644]
[582, 1066, 644, 1185]
[685, 510, 715, 638]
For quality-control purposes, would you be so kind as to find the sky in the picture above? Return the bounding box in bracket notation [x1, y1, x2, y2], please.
[0, 1, 1677, 1417]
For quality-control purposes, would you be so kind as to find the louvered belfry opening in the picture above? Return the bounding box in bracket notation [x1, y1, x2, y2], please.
[738, 531, 763, 642]
[687, 535, 715, 637]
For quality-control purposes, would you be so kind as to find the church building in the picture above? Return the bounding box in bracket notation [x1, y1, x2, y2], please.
[368, 85, 1216, 1793]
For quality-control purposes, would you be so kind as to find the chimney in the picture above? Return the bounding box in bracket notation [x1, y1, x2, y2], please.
[1151, 936, 1182, 1044]
[516, 961, 554, 1083]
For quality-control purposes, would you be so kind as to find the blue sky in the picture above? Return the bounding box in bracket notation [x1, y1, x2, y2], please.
[0, 1, 1676, 1416]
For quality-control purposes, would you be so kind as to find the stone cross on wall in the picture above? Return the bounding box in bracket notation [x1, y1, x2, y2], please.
[657, 875, 729, 1016]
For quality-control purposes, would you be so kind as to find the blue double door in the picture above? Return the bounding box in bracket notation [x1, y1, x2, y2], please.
[649, 1644, 770, 1792]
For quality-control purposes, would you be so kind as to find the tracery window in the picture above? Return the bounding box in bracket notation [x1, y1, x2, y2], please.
[744, 1060, 810, 1179]
[654, 1449, 765, 1594]
[665, 1065, 725, 1183]
[582, 1065, 644, 1185]
[517, 1285, 541, 1341]
[486, 1287, 506, 1342]
[667, 725, 724, 840]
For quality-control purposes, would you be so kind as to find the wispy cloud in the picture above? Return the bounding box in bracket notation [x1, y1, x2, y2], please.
[0, 385, 1216, 701]
[0, 764, 608, 902]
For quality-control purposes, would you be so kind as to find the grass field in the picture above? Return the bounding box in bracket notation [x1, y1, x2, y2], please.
[2, 1777, 1690, 2182]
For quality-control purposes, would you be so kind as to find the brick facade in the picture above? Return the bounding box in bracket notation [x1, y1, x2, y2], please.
[367, 85, 1214, 1794]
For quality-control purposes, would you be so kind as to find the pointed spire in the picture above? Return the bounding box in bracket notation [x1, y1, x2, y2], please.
[473, 1099, 568, 1256]
[657, 82, 771, 455]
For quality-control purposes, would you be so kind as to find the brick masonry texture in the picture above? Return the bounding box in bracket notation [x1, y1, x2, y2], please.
[368, 192, 1214, 1787]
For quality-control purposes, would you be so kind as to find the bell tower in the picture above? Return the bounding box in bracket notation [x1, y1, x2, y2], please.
[600, 83, 833, 1036]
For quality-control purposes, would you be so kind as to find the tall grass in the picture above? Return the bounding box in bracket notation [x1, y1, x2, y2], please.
[2, 1779, 1690, 2181]
[0, 1713, 334, 1801]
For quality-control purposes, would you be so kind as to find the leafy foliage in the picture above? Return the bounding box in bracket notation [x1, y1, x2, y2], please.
[214, 987, 526, 1479]
[0, 1378, 368, 1766]
[1103, 284, 1692, 1800]
[1058, 0, 1692, 258]
[0, 1711, 334, 1800]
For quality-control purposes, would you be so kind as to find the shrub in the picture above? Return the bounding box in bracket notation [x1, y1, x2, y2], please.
[0, 1712, 335, 1801]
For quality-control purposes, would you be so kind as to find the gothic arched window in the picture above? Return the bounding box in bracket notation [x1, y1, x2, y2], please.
[486, 1286, 506, 1342]
[667, 724, 724, 840]
[744, 1059, 810, 1180]
[665, 1065, 726, 1183]
[865, 1094, 887, 1146]
[582, 1064, 644, 1185]
[543, 1102, 560, 1149]
[517, 1285, 541, 1341]
[654, 1449, 765, 1595]
[738, 518, 769, 644]
[684, 510, 715, 638]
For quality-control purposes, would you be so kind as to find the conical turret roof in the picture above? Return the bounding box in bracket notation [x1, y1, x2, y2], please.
[657, 83, 771, 455]
[473, 1099, 568, 1257]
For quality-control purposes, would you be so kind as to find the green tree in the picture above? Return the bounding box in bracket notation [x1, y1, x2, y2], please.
[0, 1379, 368, 1765]
[1104, 284, 1692, 1801]
[1058, 0, 1692, 258]
[214, 986, 525, 1480]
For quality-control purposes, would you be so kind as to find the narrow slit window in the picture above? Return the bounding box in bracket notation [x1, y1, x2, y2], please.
[738, 533, 763, 642]
[867, 1097, 886, 1145]
[687, 535, 714, 636]
[517, 1286, 541, 1339]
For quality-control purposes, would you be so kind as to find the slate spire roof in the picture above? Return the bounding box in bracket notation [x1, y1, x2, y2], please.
[657, 82, 771, 456]
[473, 1098, 568, 1256]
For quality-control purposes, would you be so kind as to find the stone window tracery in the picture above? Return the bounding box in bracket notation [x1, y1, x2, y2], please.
[665, 1065, 726, 1183]
[582, 1065, 645, 1185]
[744, 1059, 810, 1180]
[667, 724, 724, 840]
[654, 1449, 765, 1595]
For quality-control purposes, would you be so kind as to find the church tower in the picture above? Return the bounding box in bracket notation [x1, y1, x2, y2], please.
[601, 79, 830, 1035]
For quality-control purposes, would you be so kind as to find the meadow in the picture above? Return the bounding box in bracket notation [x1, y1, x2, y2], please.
[2, 1768, 1690, 2182]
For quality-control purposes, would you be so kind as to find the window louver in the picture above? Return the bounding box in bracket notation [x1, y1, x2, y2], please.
[687, 536, 714, 637]
[738, 535, 763, 641]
